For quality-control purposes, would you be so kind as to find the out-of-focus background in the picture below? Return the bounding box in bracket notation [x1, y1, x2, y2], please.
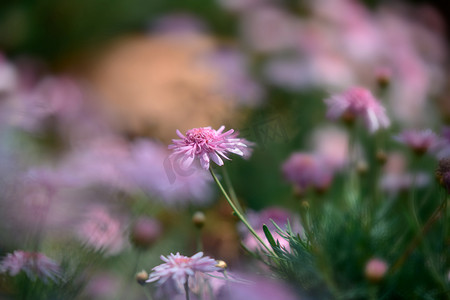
[0, 0, 449, 299]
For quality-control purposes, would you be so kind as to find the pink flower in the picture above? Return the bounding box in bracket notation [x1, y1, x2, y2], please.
[0, 250, 61, 283]
[169, 126, 252, 170]
[146, 252, 220, 292]
[324, 87, 390, 133]
[76, 206, 126, 255]
[364, 258, 388, 282]
[395, 129, 440, 155]
[240, 207, 303, 252]
[282, 152, 334, 194]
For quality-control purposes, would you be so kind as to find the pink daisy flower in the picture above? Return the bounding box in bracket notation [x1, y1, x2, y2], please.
[146, 252, 220, 292]
[0, 250, 61, 283]
[169, 126, 252, 170]
[324, 87, 390, 133]
[394, 129, 440, 155]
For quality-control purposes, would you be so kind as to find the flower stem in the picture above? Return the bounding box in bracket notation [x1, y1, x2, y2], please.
[209, 168, 274, 254]
[223, 165, 244, 214]
[185, 280, 190, 300]
[390, 198, 447, 273]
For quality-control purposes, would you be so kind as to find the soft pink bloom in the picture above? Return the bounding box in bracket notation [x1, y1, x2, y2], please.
[435, 127, 450, 159]
[146, 252, 220, 292]
[240, 207, 303, 252]
[394, 129, 440, 155]
[130, 217, 162, 249]
[365, 258, 388, 282]
[282, 152, 334, 193]
[76, 206, 126, 255]
[169, 126, 252, 170]
[240, 7, 298, 54]
[208, 48, 264, 106]
[380, 152, 430, 194]
[124, 139, 213, 206]
[311, 126, 349, 170]
[324, 87, 390, 133]
[218, 273, 298, 300]
[0, 54, 18, 95]
[0, 250, 61, 283]
[14, 76, 83, 132]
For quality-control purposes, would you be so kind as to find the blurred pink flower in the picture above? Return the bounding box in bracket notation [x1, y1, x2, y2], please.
[241, 7, 298, 54]
[324, 87, 390, 133]
[380, 152, 430, 194]
[130, 217, 162, 249]
[76, 206, 126, 255]
[208, 48, 264, 106]
[394, 129, 440, 155]
[218, 273, 299, 300]
[365, 258, 388, 282]
[240, 207, 302, 252]
[311, 126, 349, 170]
[14, 76, 83, 132]
[0, 54, 18, 96]
[169, 126, 252, 170]
[0, 250, 61, 283]
[433, 127, 450, 159]
[146, 252, 220, 293]
[282, 152, 334, 194]
[124, 139, 214, 206]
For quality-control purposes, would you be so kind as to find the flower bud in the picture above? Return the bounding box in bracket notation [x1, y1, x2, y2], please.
[136, 270, 149, 285]
[216, 260, 227, 270]
[365, 258, 388, 282]
[192, 211, 206, 229]
[356, 160, 368, 175]
[376, 150, 387, 165]
[130, 217, 162, 249]
[375, 67, 391, 89]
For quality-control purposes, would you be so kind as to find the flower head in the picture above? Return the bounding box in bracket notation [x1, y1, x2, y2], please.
[324, 87, 390, 133]
[146, 252, 220, 292]
[394, 129, 440, 155]
[282, 152, 334, 194]
[169, 126, 252, 170]
[0, 250, 61, 283]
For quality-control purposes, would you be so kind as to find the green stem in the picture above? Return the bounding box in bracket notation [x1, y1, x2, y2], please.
[142, 287, 153, 300]
[209, 168, 274, 254]
[390, 198, 447, 273]
[223, 165, 244, 213]
[196, 228, 203, 252]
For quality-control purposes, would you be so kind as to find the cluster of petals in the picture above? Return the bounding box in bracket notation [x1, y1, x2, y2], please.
[169, 126, 252, 170]
[0, 250, 61, 283]
[394, 129, 440, 155]
[146, 252, 220, 291]
[324, 87, 390, 133]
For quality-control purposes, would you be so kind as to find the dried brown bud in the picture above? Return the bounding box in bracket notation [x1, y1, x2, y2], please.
[216, 260, 227, 270]
[376, 150, 387, 165]
[136, 270, 149, 285]
[192, 211, 206, 229]
[356, 160, 368, 175]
